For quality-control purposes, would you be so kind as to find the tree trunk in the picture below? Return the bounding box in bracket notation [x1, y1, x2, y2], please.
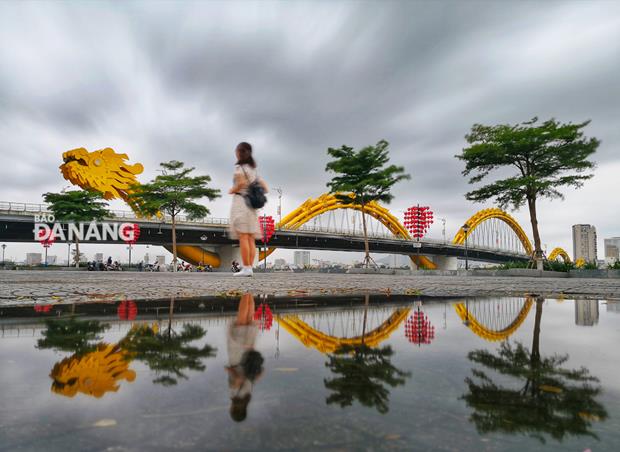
[527, 196, 543, 270]
[360, 204, 371, 268]
[74, 237, 80, 268]
[172, 215, 177, 272]
[531, 297, 543, 365]
[168, 297, 175, 337]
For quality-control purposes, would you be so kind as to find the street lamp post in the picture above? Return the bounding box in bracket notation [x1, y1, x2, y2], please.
[127, 244, 132, 268]
[462, 224, 470, 271]
[1, 244, 6, 266]
[274, 187, 283, 227]
[67, 243, 72, 268]
[200, 235, 208, 269]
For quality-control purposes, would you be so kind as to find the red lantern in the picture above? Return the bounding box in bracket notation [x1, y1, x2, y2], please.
[403, 205, 434, 240]
[404, 307, 435, 345]
[253, 303, 273, 331]
[34, 304, 53, 313]
[259, 215, 275, 244]
[117, 300, 138, 321]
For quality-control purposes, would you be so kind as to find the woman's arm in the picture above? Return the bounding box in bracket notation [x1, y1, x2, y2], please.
[228, 172, 248, 194]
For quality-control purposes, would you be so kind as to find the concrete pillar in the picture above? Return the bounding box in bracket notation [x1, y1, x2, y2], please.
[430, 256, 458, 271]
[212, 245, 242, 272]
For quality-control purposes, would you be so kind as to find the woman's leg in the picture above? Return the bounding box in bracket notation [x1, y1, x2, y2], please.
[239, 234, 251, 266]
[237, 293, 255, 325]
[249, 236, 257, 266]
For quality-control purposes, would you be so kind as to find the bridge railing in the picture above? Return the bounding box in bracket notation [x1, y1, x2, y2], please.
[0, 201, 528, 256]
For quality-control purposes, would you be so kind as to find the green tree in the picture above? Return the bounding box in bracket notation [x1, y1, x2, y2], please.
[461, 298, 607, 443]
[43, 189, 110, 267]
[121, 299, 217, 385]
[128, 160, 220, 271]
[325, 140, 410, 267]
[324, 344, 410, 414]
[456, 118, 599, 268]
[37, 317, 109, 355]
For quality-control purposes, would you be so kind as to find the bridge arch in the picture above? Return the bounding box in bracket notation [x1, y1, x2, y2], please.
[259, 192, 437, 268]
[277, 307, 411, 354]
[548, 247, 571, 263]
[452, 208, 533, 256]
[454, 297, 534, 342]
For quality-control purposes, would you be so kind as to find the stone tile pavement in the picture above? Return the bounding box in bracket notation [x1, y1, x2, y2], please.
[1, 270, 620, 306]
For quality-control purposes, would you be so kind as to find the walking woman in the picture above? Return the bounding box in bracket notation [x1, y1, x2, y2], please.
[228, 142, 268, 277]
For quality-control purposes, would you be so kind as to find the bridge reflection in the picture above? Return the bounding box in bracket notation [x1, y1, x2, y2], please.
[454, 297, 534, 342]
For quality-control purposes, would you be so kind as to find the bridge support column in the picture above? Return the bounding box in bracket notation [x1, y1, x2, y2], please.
[212, 245, 242, 272]
[429, 256, 458, 271]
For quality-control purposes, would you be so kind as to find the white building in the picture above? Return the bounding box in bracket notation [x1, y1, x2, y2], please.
[47, 255, 57, 265]
[604, 237, 620, 264]
[274, 258, 287, 268]
[572, 224, 597, 262]
[156, 255, 166, 265]
[26, 253, 42, 266]
[575, 299, 599, 326]
[94, 253, 104, 263]
[294, 251, 310, 268]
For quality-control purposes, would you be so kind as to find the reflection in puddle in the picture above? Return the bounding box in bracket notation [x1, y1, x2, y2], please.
[0, 295, 617, 450]
[460, 297, 608, 442]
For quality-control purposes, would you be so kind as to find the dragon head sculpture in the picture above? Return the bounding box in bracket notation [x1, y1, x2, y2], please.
[50, 343, 136, 398]
[60, 147, 144, 202]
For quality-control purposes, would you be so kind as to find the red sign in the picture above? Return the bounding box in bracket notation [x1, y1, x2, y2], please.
[259, 215, 275, 244]
[254, 303, 273, 331]
[120, 223, 141, 245]
[404, 308, 435, 345]
[38, 229, 55, 248]
[403, 205, 434, 239]
[117, 300, 138, 321]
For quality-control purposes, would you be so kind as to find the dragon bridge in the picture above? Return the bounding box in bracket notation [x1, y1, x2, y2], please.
[58, 148, 571, 268]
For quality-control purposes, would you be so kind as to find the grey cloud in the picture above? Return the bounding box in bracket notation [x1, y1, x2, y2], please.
[0, 0, 619, 260]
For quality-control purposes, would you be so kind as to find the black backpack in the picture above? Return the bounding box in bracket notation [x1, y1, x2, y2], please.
[241, 166, 267, 209]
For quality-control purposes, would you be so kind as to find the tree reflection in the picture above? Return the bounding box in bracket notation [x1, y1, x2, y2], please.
[461, 298, 608, 442]
[122, 299, 216, 386]
[37, 317, 109, 355]
[324, 344, 410, 414]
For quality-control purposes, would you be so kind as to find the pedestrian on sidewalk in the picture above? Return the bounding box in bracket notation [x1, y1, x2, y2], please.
[228, 142, 268, 277]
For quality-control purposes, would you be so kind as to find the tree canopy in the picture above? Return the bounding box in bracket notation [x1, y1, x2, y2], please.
[324, 344, 411, 414]
[43, 189, 110, 222]
[325, 140, 410, 206]
[129, 160, 220, 219]
[456, 118, 599, 262]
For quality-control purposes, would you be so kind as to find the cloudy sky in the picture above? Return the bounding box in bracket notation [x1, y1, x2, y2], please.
[1, 0, 619, 264]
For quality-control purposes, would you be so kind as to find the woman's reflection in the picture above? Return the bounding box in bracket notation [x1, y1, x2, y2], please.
[226, 292, 264, 422]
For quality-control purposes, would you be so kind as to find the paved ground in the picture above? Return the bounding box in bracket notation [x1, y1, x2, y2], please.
[1, 270, 620, 306]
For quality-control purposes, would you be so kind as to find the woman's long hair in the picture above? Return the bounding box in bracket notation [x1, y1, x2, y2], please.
[236, 142, 256, 168]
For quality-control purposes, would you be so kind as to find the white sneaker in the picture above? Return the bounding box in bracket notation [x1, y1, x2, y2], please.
[233, 266, 253, 277]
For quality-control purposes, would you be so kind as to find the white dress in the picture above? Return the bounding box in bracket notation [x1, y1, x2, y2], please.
[228, 164, 261, 239]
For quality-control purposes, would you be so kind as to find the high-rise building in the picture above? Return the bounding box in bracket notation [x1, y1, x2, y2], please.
[572, 224, 597, 262]
[26, 253, 42, 266]
[575, 299, 599, 326]
[604, 237, 620, 264]
[294, 251, 310, 268]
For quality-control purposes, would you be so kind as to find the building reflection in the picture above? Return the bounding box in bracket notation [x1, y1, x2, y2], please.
[460, 297, 608, 442]
[575, 299, 599, 326]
